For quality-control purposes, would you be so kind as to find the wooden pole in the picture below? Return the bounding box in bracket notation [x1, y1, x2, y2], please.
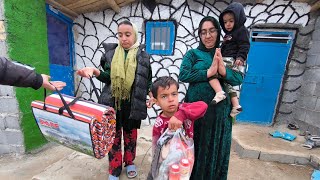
[106, 0, 120, 13]
[116, 0, 136, 7]
[311, 1, 320, 12]
[46, 0, 78, 19]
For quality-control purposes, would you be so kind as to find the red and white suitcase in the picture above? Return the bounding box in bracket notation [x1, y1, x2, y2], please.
[31, 93, 116, 159]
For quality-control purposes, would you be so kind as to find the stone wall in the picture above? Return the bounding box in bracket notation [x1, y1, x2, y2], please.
[272, 19, 315, 125]
[292, 15, 320, 135]
[0, 0, 24, 154]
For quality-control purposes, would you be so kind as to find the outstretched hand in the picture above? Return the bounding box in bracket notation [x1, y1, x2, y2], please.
[41, 74, 66, 91]
[77, 67, 99, 78]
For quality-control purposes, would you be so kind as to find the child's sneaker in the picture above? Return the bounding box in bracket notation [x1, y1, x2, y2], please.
[211, 91, 226, 104]
[230, 105, 242, 117]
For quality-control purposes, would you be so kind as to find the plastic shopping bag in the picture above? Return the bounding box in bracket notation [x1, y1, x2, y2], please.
[155, 128, 194, 180]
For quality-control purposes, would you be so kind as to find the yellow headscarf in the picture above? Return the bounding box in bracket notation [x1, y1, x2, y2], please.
[110, 22, 140, 110]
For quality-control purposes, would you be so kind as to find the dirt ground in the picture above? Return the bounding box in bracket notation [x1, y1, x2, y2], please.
[0, 126, 314, 180]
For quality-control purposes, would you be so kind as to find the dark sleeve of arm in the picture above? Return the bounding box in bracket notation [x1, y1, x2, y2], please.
[96, 55, 111, 84]
[0, 57, 43, 89]
[178, 50, 208, 83]
[236, 27, 250, 62]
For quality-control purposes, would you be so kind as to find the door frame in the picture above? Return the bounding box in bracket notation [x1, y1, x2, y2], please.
[238, 28, 296, 125]
[46, 4, 75, 95]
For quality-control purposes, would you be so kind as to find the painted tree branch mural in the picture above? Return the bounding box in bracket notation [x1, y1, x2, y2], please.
[73, 0, 311, 124]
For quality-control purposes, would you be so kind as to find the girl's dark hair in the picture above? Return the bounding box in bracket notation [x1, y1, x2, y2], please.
[151, 76, 179, 98]
[118, 20, 133, 26]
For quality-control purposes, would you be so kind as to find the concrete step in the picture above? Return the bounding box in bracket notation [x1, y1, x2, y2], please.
[0, 143, 74, 179]
[232, 124, 320, 169]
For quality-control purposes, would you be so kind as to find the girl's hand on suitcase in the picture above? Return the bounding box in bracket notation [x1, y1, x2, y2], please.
[77, 67, 100, 78]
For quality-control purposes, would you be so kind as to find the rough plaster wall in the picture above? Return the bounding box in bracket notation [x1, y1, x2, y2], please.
[73, 0, 312, 125]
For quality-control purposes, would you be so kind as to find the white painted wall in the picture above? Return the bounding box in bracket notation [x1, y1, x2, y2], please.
[72, 0, 311, 124]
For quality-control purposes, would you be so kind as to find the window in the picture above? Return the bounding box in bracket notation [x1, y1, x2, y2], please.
[145, 21, 176, 55]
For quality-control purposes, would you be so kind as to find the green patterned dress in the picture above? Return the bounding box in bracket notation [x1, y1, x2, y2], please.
[179, 48, 243, 180]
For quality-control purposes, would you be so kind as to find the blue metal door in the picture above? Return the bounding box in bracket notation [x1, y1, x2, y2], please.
[237, 30, 294, 125]
[46, 5, 74, 95]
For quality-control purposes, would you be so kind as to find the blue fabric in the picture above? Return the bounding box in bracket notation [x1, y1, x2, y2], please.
[282, 132, 296, 141]
[269, 131, 283, 138]
[269, 131, 296, 141]
[312, 170, 320, 180]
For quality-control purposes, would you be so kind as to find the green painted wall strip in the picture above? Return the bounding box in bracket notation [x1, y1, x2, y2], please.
[4, 0, 49, 151]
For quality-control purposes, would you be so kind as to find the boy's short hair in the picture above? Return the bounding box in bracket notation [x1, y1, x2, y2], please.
[151, 76, 179, 99]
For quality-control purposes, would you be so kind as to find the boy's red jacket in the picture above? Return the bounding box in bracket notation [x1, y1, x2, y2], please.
[152, 101, 208, 147]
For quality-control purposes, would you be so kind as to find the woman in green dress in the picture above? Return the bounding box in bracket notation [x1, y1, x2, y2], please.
[179, 16, 243, 180]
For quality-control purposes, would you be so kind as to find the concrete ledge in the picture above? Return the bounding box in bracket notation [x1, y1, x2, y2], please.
[233, 139, 260, 159]
[295, 156, 312, 165]
[310, 155, 320, 169]
[259, 152, 309, 165]
[232, 124, 320, 168]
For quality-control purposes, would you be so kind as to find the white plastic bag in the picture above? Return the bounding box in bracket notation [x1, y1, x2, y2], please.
[155, 128, 194, 180]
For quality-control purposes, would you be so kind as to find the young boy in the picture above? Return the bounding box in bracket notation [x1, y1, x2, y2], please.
[209, 2, 250, 117]
[148, 76, 208, 179]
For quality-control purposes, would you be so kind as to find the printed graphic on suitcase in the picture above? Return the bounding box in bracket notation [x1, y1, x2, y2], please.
[31, 94, 116, 159]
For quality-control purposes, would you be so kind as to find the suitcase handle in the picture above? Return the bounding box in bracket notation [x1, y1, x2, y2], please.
[89, 76, 100, 101]
[58, 96, 80, 116]
[43, 76, 99, 119]
[58, 76, 99, 116]
[55, 87, 75, 119]
[74, 76, 101, 102]
[43, 85, 75, 119]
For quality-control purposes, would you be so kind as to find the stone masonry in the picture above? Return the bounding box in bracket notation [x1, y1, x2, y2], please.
[273, 11, 320, 136]
[292, 14, 320, 135]
[0, 1, 25, 155]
